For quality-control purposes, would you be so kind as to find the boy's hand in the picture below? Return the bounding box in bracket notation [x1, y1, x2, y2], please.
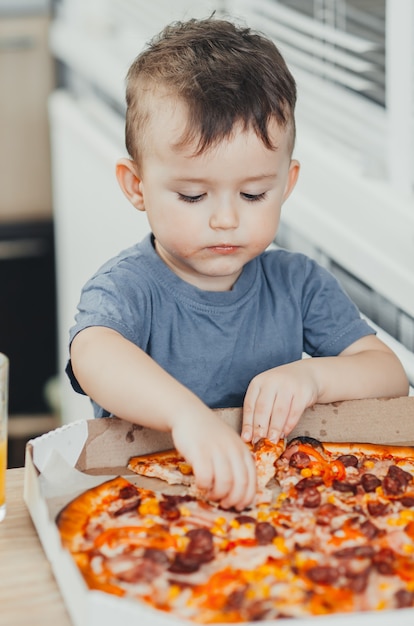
[241, 360, 319, 444]
[171, 410, 257, 511]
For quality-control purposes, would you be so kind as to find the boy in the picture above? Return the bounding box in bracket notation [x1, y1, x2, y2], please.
[68, 17, 408, 511]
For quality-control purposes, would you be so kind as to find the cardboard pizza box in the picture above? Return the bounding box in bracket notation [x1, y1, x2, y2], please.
[24, 397, 414, 626]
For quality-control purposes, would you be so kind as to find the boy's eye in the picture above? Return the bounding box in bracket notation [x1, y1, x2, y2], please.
[177, 193, 205, 203]
[241, 192, 267, 202]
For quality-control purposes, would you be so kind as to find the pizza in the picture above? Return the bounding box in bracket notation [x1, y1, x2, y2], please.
[56, 436, 414, 623]
[127, 437, 285, 504]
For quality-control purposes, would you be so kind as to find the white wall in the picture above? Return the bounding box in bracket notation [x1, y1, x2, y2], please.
[49, 91, 150, 423]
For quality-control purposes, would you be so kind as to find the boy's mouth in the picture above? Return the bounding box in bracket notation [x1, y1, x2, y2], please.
[208, 245, 239, 255]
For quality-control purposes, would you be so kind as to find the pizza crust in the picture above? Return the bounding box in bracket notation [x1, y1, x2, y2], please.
[320, 441, 414, 459]
[57, 476, 134, 549]
[128, 449, 195, 485]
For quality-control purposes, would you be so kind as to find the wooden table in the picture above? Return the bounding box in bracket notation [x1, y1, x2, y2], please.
[0, 468, 72, 626]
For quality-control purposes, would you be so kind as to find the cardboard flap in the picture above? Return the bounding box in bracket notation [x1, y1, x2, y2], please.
[291, 397, 414, 445]
[76, 418, 174, 471]
[72, 398, 414, 474]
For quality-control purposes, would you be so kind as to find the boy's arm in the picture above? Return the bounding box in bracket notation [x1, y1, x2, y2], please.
[70, 326, 256, 510]
[242, 334, 409, 444]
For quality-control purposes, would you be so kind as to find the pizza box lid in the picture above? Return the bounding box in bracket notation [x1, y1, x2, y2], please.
[23, 397, 414, 626]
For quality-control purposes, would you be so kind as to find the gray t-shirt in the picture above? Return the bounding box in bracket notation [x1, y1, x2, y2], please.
[67, 234, 375, 416]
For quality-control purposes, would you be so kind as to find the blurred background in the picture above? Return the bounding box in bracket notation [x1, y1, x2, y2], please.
[1, 0, 413, 467]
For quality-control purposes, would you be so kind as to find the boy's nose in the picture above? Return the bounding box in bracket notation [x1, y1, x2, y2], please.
[209, 202, 239, 230]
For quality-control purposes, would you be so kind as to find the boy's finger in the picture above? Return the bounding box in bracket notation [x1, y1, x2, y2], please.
[241, 408, 254, 442]
[219, 451, 256, 510]
[250, 389, 278, 442]
[242, 386, 265, 442]
[268, 393, 292, 438]
[192, 455, 215, 493]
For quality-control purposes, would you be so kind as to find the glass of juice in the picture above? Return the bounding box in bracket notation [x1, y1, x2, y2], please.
[0, 353, 8, 522]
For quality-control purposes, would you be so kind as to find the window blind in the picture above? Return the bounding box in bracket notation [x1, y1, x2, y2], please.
[225, 0, 414, 323]
[226, 0, 388, 166]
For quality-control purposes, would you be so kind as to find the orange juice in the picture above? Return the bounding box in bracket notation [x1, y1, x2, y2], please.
[0, 438, 6, 510]
[0, 353, 7, 521]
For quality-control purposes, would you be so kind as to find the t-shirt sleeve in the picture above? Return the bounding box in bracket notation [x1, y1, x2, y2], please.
[300, 258, 376, 357]
[66, 265, 151, 401]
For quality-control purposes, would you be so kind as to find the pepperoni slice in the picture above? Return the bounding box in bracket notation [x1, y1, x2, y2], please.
[159, 499, 181, 521]
[372, 548, 395, 575]
[400, 495, 414, 507]
[332, 479, 358, 494]
[359, 519, 381, 539]
[289, 451, 311, 469]
[186, 528, 215, 563]
[388, 465, 412, 487]
[168, 552, 201, 574]
[334, 545, 375, 559]
[383, 475, 405, 496]
[348, 571, 370, 593]
[112, 497, 141, 516]
[295, 476, 324, 491]
[361, 473, 381, 493]
[302, 486, 321, 508]
[316, 503, 343, 525]
[337, 454, 358, 468]
[255, 522, 277, 545]
[367, 500, 390, 517]
[395, 589, 414, 608]
[235, 515, 256, 525]
[306, 565, 339, 585]
[119, 484, 140, 499]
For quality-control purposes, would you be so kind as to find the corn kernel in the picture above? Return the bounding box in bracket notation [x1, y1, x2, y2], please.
[168, 585, 181, 601]
[273, 536, 288, 554]
[180, 506, 191, 517]
[175, 536, 190, 551]
[138, 498, 160, 516]
[230, 519, 240, 529]
[277, 492, 288, 503]
[142, 518, 156, 528]
[246, 588, 258, 600]
[364, 460, 375, 469]
[301, 468, 313, 478]
[294, 553, 308, 568]
[388, 509, 414, 527]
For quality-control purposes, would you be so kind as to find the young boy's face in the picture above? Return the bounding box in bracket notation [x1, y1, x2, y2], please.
[118, 97, 299, 292]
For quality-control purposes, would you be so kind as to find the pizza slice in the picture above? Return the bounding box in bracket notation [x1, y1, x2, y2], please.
[127, 437, 286, 502]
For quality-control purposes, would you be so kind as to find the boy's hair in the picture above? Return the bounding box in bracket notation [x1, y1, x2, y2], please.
[125, 17, 297, 166]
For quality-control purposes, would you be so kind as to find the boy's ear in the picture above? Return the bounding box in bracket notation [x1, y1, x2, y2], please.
[282, 159, 300, 203]
[116, 158, 146, 212]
